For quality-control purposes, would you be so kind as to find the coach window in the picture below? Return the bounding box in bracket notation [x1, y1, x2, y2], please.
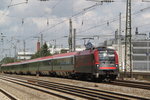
[60, 59, 66, 65]
[48, 61, 51, 65]
[43, 60, 51, 65]
[53, 59, 58, 65]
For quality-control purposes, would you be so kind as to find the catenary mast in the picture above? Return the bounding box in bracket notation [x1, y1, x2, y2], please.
[125, 0, 132, 78]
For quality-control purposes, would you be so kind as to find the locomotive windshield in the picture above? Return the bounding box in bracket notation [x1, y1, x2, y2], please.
[99, 50, 115, 63]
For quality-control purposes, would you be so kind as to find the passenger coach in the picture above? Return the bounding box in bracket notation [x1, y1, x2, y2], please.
[1, 47, 119, 81]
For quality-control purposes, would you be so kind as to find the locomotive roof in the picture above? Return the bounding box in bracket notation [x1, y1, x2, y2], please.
[96, 47, 115, 51]
[76, 49, 96, 55]
[2, 52, 77, 66]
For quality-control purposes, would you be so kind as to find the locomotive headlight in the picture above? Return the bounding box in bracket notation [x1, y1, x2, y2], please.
[96, 64, 100, 67]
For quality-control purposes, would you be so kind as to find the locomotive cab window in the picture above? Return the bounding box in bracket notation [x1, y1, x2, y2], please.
[99, 50, 115, 63]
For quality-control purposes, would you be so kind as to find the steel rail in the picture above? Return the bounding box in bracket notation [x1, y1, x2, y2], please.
[0, 88, 17, 100]
[116, 80, 150, 85]
[110, 80, 150, 90]
[0, 77, 74, 100]
[0, 77, 119, 100]
[1, 75, 149, 100]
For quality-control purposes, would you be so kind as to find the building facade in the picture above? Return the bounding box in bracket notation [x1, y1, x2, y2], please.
[104, 33, 150, 72]
[17, 52, 34, 60]
[132, 39, 150, 72]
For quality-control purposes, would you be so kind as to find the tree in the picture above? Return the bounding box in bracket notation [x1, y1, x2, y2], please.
[60, 49, 68, 53]
[41, 42, 51, 57]
[31, 42, 51, 59]
[0, 57, 16, 64]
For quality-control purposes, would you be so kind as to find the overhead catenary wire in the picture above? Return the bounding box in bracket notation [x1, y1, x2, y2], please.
[40, 0, 64, 18]
[77, 5, 150, 34]
[0, 0, 13, 22]
[22, 3, 150, 47]
[39, 4, 150, 47]
[39, 3, 102, 33]
[1, 0, 150, 55]
[8, 1, 28, 8]
[35, 3, 149, 43]
[4, 1, 149, 38]
[23, 2, 103, 41]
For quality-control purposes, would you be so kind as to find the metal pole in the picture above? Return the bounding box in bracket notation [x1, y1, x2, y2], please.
[23, 40, 26, 60]
[149, 33, 150, 71]
[41, 34, 43, 48]
[69, 19, 72, 52]
[54, 40, 56, 48]
[119, 12, 122, 72]
[125, 0, 132, 78]
[147, 39, 150, 71]
[129, 0, 132, 78]
[73, 29, 76, 52]
[148, 40, 150, 71]
[14, 45, 17, 61]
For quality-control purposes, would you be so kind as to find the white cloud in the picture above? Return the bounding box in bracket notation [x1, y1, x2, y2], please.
[0, 0, 150, 58]
[0, 11, 11, 27]
[142, 13, 150, 19]
[73, 0, 95, 12]
[31, 17, 48, 29]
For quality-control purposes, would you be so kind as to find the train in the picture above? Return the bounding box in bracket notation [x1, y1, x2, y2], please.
[0, 47, 119, 82]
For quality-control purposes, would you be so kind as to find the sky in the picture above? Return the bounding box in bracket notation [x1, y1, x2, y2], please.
[0, 0, 150, 58]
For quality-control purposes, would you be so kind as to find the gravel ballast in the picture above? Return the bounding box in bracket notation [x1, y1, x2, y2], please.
[0, 75, 150, 99]
[0, 79, 62, 100]
[25, 75, 150, 98]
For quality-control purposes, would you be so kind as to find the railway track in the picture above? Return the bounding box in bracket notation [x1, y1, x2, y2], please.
[0, 76, 73, 100]
[0, 75, 149, 100]
[110, 80, 150, 90]
[0, 88, 17, 100]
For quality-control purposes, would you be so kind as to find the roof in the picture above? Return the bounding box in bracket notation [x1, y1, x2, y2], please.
[2, 52, 78, 67]
[77, 49, 94, 56]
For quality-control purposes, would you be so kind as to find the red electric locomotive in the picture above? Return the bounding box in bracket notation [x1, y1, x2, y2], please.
[75, 47, 119, 81]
